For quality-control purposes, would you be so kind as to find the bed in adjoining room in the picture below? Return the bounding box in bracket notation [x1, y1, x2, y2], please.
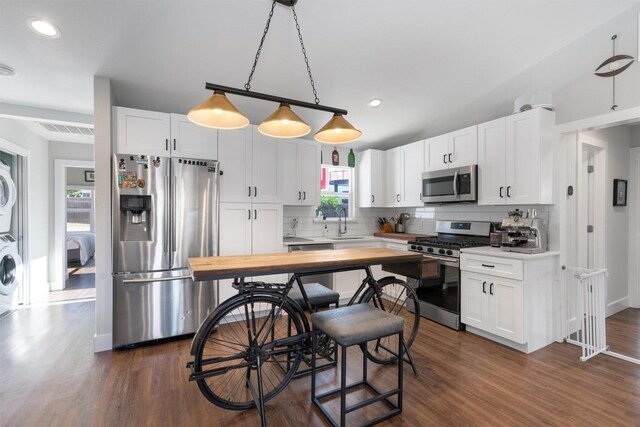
[66, 231, 95, 266]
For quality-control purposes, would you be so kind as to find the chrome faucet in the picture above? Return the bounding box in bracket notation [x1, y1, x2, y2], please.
[337, 207, 347, 235]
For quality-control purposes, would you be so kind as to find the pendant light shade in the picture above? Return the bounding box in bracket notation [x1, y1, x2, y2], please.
[187, 91, 250, 129]
[257, 103, 311, 138]
[314, 113, 362, 144]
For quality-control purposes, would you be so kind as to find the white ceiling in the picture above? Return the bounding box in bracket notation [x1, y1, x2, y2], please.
[1, 0, 638, 149]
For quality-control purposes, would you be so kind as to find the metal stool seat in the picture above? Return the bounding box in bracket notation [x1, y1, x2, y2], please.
[288, 282, 340, 310]
[311, 304, 405, 427]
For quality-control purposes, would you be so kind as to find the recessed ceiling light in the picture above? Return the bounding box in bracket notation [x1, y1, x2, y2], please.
[368, 98, 382, 108]
[0, 64, 16, 78]
[26, 17, 61, 38]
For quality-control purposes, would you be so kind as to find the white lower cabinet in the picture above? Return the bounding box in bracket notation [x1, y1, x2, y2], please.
[218, 202, 284, 302]
[332, 241, 384, 300]
[460, 250, 558, 353]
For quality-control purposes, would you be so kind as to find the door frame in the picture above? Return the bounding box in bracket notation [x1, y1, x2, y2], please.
[53, 159, 95, 291]
[630, 148, 640, 308]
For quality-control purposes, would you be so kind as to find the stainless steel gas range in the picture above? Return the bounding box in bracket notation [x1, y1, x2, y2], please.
[386, 221, 492, 330]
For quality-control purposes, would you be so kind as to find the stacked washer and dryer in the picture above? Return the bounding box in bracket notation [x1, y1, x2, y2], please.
[0, 160, 22, 317]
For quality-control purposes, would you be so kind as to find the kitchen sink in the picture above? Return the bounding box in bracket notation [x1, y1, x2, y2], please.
[283, 237, 314, 243]
[326, 236, 367, 241]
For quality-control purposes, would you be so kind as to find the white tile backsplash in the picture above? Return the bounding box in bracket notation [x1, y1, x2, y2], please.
[284, 204, 550, 237]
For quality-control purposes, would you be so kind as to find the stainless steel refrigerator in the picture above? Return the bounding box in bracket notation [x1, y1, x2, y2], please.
[112, 154, 219, 348]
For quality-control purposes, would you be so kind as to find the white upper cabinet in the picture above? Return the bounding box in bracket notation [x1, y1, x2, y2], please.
[357, 149, 386, 208]
[218, 126, 280, 204]
[424, 125, 477, 172]
[385, 141, 424, 208]
[277, 138, 320, 206]
[218, 127, 252, 203]
[114, 107, 171, 156]
[478, 108, 554, 205]
[114, 107, 217, 159]
[169, 114, 217, 159]
[402, 140, 425, 206]
[385, 147, 403, 207]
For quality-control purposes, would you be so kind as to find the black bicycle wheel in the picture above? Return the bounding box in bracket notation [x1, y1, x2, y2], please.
[359, 276, 420, 364]
[192, 293, 306, 410]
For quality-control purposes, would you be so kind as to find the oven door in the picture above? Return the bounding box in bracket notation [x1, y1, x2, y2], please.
[421, 165, 477, 203]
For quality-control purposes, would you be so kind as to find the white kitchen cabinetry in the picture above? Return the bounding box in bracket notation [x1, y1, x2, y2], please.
[332, 241, 384, 300]
[113, 107, 217, 159]
[278, 138, 320, 206]
[424, 125, 477, 172]
[385, 141, 424, 207]
[477, 108, 555, 205]
[460, 249, 558, 353]
[218, 126, 280, 203]
[357, 149, 386, 208]
[218, 202, 284, 301]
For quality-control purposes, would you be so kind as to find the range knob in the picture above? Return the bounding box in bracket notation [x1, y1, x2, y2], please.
[439, 249, 445, 255]
[446, 249, 453, 255]
[417, 246, 423, 251]
[410, 245, 417, 250]
[426, 247, 433, 253]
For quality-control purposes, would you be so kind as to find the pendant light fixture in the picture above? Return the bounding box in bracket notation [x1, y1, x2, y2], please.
[188, 0, 361, 144]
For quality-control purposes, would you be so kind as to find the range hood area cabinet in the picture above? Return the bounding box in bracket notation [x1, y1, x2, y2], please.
[277, 138, 321, 206]
[218, 126, 280, 204]
[357, 149, 386, 208]
[113, 106, 217, 159]
[477, 108, 555, 205]
[218, 202, 284, 302]
[385, 140, 425, 207]
[424, 125, 478, 172]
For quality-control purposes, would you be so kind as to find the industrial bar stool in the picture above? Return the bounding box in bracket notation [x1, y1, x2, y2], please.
[288, 282, 340, 377]
[311, 304, 404, 427]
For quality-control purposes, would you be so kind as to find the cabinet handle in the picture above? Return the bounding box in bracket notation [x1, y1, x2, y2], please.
[254, 186, 257, 197]
[248, 186, 251, 197]
[481, 263, 495, 268]
[448, 153, 452, 163]
[499, 186, 504, 198]
[303, 191, 306, 200]
[396, 194, 400, 202]
[443, 154, 447, 164]
[506, 186, 511, 198]
[371, 195, 374, 203]
[248, 209, 251, 220]
[298, 191, 302, 200]
[254, 209, 257, 220]
[489, 283, 494, 295]
[165, 139, 169, 151]
[482, 281, 487, 294]
[173, 138, 176, 151]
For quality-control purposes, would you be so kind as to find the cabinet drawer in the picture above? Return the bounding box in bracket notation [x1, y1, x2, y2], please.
[461, 254, 523, 280]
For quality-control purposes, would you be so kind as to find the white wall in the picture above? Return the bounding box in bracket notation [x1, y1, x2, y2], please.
[581, 126, 632, 314]
[93, 76, 115, 352]
[631, 125, 640, 148]
[67, 166, 95, 187]
[0, 118, 50, 303]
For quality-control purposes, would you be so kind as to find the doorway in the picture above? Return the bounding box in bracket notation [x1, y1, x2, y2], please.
[51, 160, 95, 303]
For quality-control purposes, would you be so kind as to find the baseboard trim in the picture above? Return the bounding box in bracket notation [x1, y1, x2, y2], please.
[94, 333, 112, 352]
[606, 297, 629, 317]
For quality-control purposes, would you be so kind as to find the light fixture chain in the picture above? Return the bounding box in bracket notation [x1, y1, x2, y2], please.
[245, 0, 277, 91]
[291, 4, 320, 104]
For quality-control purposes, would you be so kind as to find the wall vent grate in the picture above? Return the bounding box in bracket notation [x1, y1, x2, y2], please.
[39, 122, 94, 136]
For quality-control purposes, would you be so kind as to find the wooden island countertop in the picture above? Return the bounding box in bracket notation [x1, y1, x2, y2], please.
[188, 247, 423, 281]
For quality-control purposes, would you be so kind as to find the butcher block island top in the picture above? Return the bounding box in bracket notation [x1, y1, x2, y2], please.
[189, 247, 423, 281]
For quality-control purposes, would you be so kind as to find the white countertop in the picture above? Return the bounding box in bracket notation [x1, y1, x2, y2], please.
[461, 246, 560, 260]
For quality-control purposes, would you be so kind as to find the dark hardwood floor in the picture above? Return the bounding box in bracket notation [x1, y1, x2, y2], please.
[607, 308, 640, 360]
[66, 258, 96, 290]
[2, 302, 640, 426]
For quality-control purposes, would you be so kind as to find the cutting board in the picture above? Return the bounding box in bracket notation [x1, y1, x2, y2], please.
[373, 232, 435, 241]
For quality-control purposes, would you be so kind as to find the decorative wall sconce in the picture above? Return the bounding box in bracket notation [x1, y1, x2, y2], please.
[594, 34, 635, 110]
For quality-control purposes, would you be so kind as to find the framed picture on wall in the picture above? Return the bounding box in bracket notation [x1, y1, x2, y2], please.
[613, 179, 627, 206]
[84, 170, 95, 182]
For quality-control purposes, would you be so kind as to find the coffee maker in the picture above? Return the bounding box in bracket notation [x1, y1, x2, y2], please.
[501, 210, 547, 254]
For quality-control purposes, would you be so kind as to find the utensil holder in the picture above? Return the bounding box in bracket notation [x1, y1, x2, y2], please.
[395, 224, 405, 233]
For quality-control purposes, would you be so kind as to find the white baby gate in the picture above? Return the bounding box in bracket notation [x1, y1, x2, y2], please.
[563, 266, 639, 364]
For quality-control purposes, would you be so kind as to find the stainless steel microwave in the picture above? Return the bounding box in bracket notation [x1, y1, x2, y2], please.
[421, 165, 477, 204]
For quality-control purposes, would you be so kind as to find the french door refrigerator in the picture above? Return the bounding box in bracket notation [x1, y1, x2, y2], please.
[112, 154, 219, 348]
